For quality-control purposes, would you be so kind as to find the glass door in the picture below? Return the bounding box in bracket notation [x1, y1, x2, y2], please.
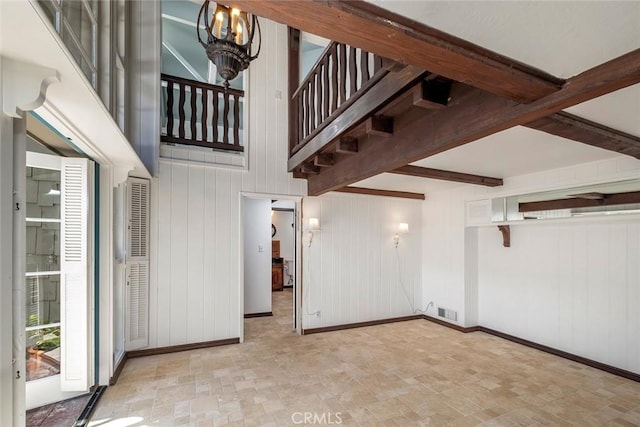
[25, 152, 86, 409]
[25, 165, 62, 383]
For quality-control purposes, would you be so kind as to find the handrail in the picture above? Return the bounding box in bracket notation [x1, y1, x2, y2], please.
[160, 74, 244, 152]
[161, 74, 244, 97]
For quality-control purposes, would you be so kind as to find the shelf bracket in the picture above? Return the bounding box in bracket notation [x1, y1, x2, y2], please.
[497, 225, 511, 247]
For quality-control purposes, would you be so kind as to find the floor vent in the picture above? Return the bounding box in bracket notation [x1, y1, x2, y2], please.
[437, 307, 458, 321]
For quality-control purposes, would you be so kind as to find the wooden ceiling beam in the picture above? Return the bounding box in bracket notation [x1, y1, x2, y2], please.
[525, 112, 640, 158]
[334, 186, 425, 200]
[519, 191, 640, 213]
[230, 0, 562, 102]
[390, 165, 503, 187]
[306, 49, 640, 196]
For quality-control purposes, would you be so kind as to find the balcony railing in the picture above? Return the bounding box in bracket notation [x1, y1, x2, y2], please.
[291, 42, 385, 154]
[161, 74, 244, 152]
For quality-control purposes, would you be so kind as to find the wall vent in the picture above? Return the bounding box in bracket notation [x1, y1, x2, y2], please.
[437, 307, 458, 322]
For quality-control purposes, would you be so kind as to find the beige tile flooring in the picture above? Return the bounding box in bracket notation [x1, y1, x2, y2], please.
[90, 289, 640, 426]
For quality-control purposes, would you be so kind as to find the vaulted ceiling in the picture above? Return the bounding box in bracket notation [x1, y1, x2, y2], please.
[231, 0, 640, 196]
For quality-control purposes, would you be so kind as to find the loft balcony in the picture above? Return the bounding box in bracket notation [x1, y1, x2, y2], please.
[287, 37, 432, 183]
[160, 73, 244, 153]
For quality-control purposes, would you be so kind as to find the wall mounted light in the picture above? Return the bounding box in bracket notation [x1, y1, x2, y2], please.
[394, 222, 409, 248]
[308, 217, 320, 247]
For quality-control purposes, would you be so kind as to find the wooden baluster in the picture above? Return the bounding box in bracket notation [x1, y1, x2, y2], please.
[201, 89, 208, 142]
[339, 43, 347, 106]
[349, 46, 357, 96]
[178, 82, 186, 139]
[323, 56, 330, 120]
[233, 93, 240, 146]
[223, 90, 230, 144]
[317, 65, 324, 123]
[317, 72, 322, 129]
[310, 74, 316, 132]
[305, 81, 311, 136]
[212, 89, 219, 143]
[190, 85, 197, 141]
[166, 80, 174, 137]
[361, 50, 370, 84]
[298, 93, 304, 142]
[331, 45, 338, 114]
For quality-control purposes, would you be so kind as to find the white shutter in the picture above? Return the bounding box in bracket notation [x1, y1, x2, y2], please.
[125, 178, 150, 350]
[125, 262, 149, 349]
[60, 158, 93, 391]
[127, 178, 149, 261]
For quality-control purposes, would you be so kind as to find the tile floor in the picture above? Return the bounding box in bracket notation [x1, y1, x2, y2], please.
[90, 289, 640, 426]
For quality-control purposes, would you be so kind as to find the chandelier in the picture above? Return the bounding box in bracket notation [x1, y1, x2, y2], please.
[197, 1, 261, 89]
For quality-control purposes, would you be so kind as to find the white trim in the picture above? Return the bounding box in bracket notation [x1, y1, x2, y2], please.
[1, 58, 60, 118]
[239, 192, 304, 341]
[25, 322, 60, 332]
[26, 218, 61, 223]
[26, 151, 61, 169]
[98, 165, 115, 385]
[12, 116, 27, 424]
[25, 271, 61, 277]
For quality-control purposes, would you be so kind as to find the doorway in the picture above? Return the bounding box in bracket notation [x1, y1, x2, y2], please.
[241, 194, 301, 340]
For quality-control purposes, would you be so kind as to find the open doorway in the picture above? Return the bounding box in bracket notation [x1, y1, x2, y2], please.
[270, 200, 296, 326]
[241, 195, 301, 339]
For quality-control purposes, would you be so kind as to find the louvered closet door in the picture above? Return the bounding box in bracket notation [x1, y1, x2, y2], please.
[127, 178, 149, 261]
[125, 178, 150, 350]
[60, 158, 93, 391]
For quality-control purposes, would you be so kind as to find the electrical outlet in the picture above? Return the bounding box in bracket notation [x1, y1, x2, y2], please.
[258, 245, 264, 252]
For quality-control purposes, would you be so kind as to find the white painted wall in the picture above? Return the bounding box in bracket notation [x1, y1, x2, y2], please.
[421, 155, 640, 373]
[302, 193, 423, 329]
[422, 188, 472, 325]
[477, 220, 640, 374]
[272, 210, 295, 263]
[243, 198, 272, 315]
[150, 19, 307, 347]
[0, 51, 15, 426]
[129, 0, 161, 176]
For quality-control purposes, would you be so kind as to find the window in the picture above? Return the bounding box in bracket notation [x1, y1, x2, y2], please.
[38, 0, 98, 87]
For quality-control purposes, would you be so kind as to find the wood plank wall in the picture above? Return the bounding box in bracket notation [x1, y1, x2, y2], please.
[422, 155, 640, 375]
[150, 20, 307, 347]
[302, 194, 423, 329]
[478, 221, 640, 374]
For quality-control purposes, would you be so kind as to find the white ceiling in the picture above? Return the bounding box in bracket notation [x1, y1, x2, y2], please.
[366, 1, 640, 78]
[353, 1, 640, 195]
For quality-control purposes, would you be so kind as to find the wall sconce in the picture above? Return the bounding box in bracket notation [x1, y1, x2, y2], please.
[308, 217, 320, 247]
[394, 222, 409, 248]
